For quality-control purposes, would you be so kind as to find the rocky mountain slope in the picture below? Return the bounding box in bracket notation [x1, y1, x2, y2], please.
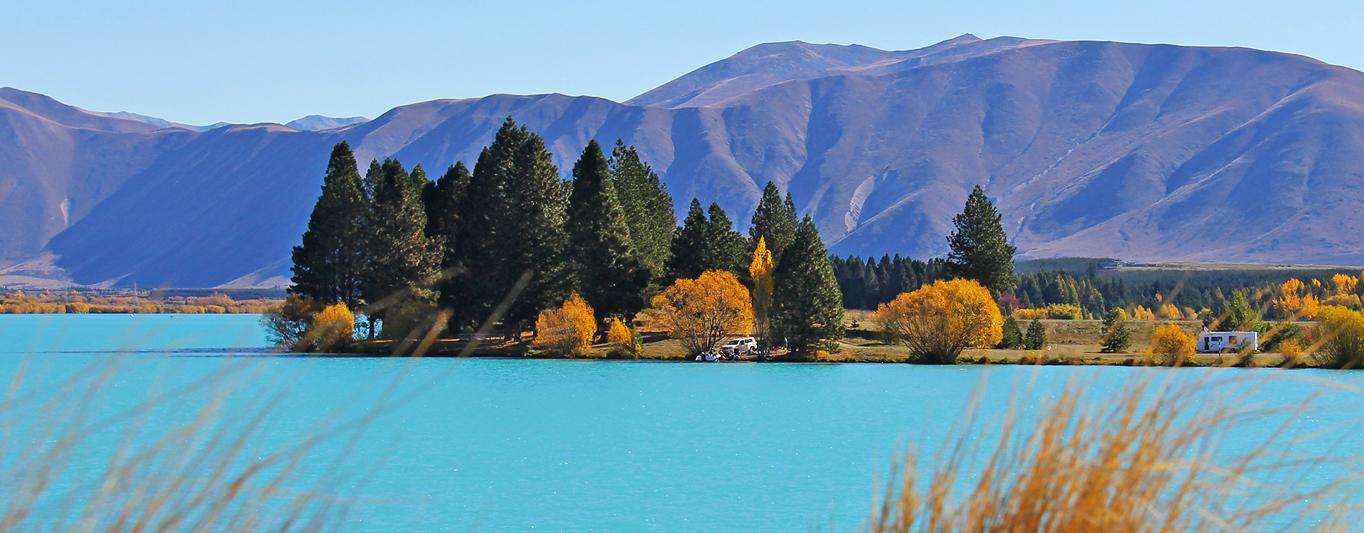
[3, 34, 1363, 288]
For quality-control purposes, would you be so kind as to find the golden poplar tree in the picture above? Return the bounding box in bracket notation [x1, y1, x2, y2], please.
[749, 237, 775, 347]
[645, 270, 754, 355]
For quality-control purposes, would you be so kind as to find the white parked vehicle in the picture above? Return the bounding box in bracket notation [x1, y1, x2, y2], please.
[1196, 331, 1259, 353]
[720, 337, 758, 355]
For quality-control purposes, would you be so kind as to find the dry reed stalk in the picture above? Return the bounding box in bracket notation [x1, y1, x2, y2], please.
[866, 371, 1361, 532]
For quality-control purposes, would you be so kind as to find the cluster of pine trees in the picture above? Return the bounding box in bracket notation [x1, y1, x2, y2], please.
[291, 118, 674, 340]
[289, 117, 845, 352]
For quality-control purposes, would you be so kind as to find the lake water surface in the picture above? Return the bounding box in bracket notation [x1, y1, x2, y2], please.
[2, 314, 1362, 531]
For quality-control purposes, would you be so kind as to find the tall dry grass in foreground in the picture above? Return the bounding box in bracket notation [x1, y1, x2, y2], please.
[867, 373, 1359, 532]
[0, 357, 378, 531]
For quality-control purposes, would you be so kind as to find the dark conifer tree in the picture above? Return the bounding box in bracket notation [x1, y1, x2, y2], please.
[1000, 315, 1024, 349]
[458, 118, 569, 334]
[361, 159, 442, 338]
[704, 202, 748, 276]
[666, 199, 710, 281]
[609, 140, 674, 285]
[567, 140, 649, 319]
[946, 185, 1017, 294]
[772, 217, 845, 357]
[1024, 319, 1047, 350]
[424, 162, 472, 330]
[291, 141, 368, 308]
[749, 181, 798, 265]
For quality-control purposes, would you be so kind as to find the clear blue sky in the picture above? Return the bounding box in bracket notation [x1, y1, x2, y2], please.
[4, 0, 1360, 125]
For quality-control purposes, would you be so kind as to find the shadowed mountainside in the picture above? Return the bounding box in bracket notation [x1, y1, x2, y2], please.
[3, 34, 1363, 287]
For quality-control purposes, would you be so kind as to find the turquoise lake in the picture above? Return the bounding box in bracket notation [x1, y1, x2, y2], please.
[2, 314, 1362, 531]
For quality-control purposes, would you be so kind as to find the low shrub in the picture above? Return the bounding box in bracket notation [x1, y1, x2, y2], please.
[605, 318, 640, 358]
[1279, 340, 1304, 366]
[308, 303, 356, 352]
[1313, 306, 1364, 368]
[1045, 304, 1083, 320]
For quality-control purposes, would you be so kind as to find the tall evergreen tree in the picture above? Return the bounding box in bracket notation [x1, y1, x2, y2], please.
[423, 162, 472, 329]
[291, 141, 368, 308]
[772, 217, 845, 357]
[749, 181, 798, 266]
[361, 159, 442, 338]
[609, 140, 675, 285]
[667, 199, 710, 280]
[458, 117, 569, 334]
[704, 202, 748, 276]
[946, 185, 1018, 294]
[567, 140, 649, 319]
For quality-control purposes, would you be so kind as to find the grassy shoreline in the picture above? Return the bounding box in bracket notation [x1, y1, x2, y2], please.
[344, 316, 1317, 368]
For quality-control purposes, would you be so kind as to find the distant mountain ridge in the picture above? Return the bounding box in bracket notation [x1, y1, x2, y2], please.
[286, 115, 369, 131]
[2, 34, 1363, 288]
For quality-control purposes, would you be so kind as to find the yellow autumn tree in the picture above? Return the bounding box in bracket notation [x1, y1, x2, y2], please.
[1157, 303, 1183, 320]
[874, 278, 1003, 364]
[534, 292, 597, 356]
[645, 270, 754, 355]
[1150, 323, 1194, 366]
[1131, 305, 1156, 321]
[307, 302, 355, 352]
[1273, 278, 1321, 319]
[749, 237, 775, 347]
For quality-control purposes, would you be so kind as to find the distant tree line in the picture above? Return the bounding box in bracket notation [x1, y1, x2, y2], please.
[835, 254, 1363, 322]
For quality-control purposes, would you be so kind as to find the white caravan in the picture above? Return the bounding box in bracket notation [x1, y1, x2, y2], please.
[1196, 331, 1259, 353]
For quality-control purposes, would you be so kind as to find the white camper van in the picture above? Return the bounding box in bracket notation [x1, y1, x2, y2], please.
[1196, 331, 1258, 353]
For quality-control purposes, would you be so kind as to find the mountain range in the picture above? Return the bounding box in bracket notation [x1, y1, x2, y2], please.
[3, 34, 1363, 288]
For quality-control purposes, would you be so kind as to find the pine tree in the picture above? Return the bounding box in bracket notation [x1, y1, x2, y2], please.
[423, 161, 472, 330]
[458, 117, 569, 335]
[609, 140, 674, 285]
[361, 159, 442, 339]
[1000, 315, 1023, 349]
[946, 185, 1017, 294]
[1100, 307, 1132, 353]
[291, 141, 368, 308]
[666, 199, 710, 281]
[704, 202, 748, 276]
[1218, 291, 1260, 331]
[567, 140, 649, 320]
[749, 181, 798, 265]
[772, 217, 845, 357]
[1024, 319, 1047, 350]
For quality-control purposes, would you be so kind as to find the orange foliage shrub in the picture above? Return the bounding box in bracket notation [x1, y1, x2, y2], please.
[1279, 340, 1303, 365]
[605, 318, 638, 358]
[645, 270, 754, 355]
[1130, 305, 1155, 321]
[534, 293, 597, 356]
[874, 279, 1002, 364]
[1157, 304, 1183, 320]
[308, 303, 355, 352]
[1332, 274, 1359, 296]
